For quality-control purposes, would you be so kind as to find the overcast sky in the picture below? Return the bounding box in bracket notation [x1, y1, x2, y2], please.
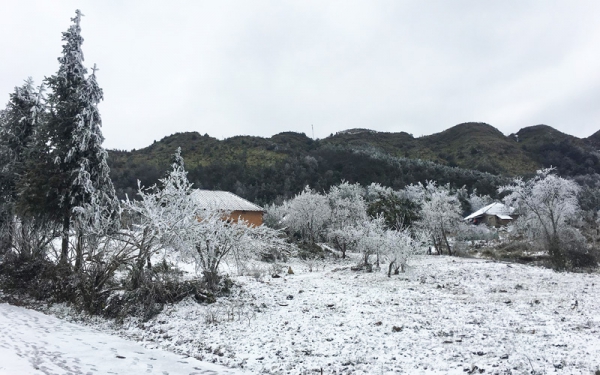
[1, 1, 600, 150]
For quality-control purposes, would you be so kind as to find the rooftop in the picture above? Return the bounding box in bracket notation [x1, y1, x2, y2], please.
[190, 190, 264, 212]
[464, 202, 514, 221]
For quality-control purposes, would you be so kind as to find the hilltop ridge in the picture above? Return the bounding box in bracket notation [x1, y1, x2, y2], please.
[108, 123, 600, 203]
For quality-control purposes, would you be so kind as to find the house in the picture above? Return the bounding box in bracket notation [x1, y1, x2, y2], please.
[464, 202, 515, 228]
[190, 190, 264, 227]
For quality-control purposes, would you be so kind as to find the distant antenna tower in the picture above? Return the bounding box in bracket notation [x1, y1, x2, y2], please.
[312, 124, 314, 139]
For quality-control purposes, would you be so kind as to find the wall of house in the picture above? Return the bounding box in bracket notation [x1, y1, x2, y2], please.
[229, 210, 264, 227]
[484, 215, 497, 227]
[497, 218, 512, 226]
[483, 214, 511, 228]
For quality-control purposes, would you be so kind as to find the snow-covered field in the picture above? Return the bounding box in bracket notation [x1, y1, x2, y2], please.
[4, 255, 600, 374]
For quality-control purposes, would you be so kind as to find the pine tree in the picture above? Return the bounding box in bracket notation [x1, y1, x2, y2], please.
[21, 10, 117, 265]
[0, 78, 45, 252]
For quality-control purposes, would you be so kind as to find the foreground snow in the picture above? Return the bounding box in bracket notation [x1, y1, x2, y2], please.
[6, 255, 600, 374]
[106, 256, 600, 374]
[0, 303, 246, 375]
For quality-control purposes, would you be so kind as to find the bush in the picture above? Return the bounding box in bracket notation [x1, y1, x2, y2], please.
[104, 261, 216, 321]
[452, 241, 469, 257]
[566, 249, 598, 269]
[0, 254, 75, 303]
[297, 241, 326, 260]
[456, 225, 498, 242]
[486, 240, 539, 262]
[559, 228, 597, 270]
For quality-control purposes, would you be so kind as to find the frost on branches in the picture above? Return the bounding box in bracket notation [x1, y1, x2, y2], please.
[349, 216, 423, 273]
[266, 182, 423, 274]
[412, 181, 462, 255]
[127, 148, 285, 290]
[352, 215, 386, 270]
[326, 182, 367, 258]
[16, 10, 119, 266]
[500, 168, 581, 269]
[0, 78, 46, 256]
[284, 186, 331, 244]
[385, 228, 423, 276]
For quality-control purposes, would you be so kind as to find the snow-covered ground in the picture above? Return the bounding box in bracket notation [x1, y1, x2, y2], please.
[4, 255, 600, 374]
[0, 302, 246, 375]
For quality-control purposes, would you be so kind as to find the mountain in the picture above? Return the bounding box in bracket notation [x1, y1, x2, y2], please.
[586, 130, 600, 149]
[324, 123, 538, 175]
[512, 125, 600, 176]
[107, 123, 599, 204]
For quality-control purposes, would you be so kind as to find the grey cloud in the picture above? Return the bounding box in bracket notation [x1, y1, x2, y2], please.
[1, 1, 599, 149]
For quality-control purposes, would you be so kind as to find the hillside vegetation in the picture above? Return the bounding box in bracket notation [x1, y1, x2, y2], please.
[108, 123, 600, 203]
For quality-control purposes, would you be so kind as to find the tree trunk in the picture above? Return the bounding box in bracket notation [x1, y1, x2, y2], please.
[60, 213, 70, 265]
[203, 270, 221, 291]
[7, 217, 14, 255]
[548, 233, 565, 270]
[442, 230, 452, 256]
[20, 221, 30, 259]
[75, 230, 83, 270]
[432, 235, 441, 255]
[131, 247, 147, 289]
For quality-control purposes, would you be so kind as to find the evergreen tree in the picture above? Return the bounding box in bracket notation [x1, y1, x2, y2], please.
[0, 78, 45, 252]
[21, 10, 117, 265]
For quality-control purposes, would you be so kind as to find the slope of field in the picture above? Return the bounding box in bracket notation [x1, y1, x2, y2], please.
[39, 255, 600, 375]
[0, 302, 246, 375]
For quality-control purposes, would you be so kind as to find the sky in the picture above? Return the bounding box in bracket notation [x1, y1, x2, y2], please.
[1, 1, 600, 150]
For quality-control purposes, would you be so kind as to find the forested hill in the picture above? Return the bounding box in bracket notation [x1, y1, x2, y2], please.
[107, 122, 600, 204]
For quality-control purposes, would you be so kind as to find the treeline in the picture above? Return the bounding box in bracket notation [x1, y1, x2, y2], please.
[270, 169, 600, 271]
[109, 140, 509, 205]
[107, 123, 600, 205]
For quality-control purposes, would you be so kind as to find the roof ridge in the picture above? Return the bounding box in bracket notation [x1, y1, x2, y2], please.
[223, 190, 263, 209]
[192, 189, 263, 211]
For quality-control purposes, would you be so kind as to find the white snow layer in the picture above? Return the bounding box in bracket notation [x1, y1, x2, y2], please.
[3, 255, 600, 374]
[0, 302, 246, 374]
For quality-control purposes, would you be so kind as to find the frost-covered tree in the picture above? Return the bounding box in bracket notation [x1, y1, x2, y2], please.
[326, 182, 367, 257]
[128, 148, 285, 290]
[285, 186, 331, 244]
[0, 78, 46, 254]
[467, 189, 494, 213]
[70, 65, 120, 269]
[264, 202, 288, 230]
[352, 215, 387, 270]
[21, 10, 117, 265]
[123, 148, 194, 286]
[499, 168, 581, 269]
[328, 182, 366, 224]
[413, 181, 462, 255]
[176, 210, 284, 289]
[386, 229, 422, 276]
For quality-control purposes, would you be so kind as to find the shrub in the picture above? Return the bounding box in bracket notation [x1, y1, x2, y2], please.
[0, 254, 75, 303]
[104, 261, 215, 321]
